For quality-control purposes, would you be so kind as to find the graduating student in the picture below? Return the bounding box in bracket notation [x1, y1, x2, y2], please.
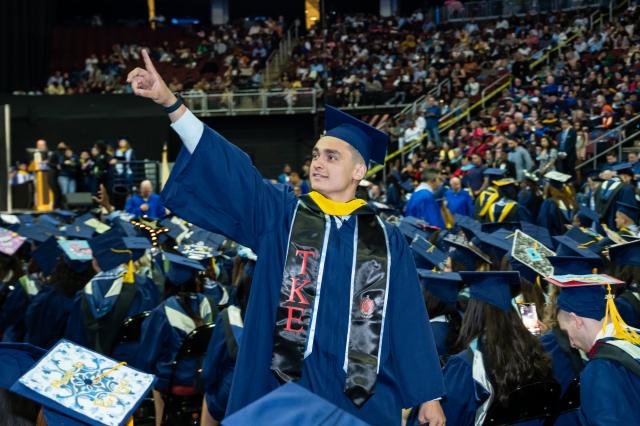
[595, 164, 638, 230]
[474, 169, 518, 224]
[64, 232, 160, 363]
[614, 201, 640, 238]
[537, 171, 578, 236]
[128, 49, 445, 425]
[437, 272, 554, 426]
[136, 251, 215, 424]
[200, 257, 254, 426]
[555, 281, 640, 425]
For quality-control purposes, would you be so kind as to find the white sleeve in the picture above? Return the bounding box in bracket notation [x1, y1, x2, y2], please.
[170, 109, 204, 154]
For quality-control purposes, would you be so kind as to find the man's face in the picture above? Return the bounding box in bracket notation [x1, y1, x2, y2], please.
[283, 164, 292, 174]
[140, 182, 153, 198]
[471, 154, 481, 166]
[557, 310, 592, 352]
[615, 210, 632, 229]
[36, 140, 47, 151]
[607, 155, 617, 164]
[628, 152, 638, 163]
[450, 177, 461, 191]
[310, 137, 362, 197]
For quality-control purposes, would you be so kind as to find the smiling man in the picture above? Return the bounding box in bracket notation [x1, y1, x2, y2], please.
[128, 50, 444, 425]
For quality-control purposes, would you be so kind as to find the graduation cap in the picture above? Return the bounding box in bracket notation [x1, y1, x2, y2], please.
[410, 236, 447, 270]
[184, 226, 227, 251]
[522, 170, 540, 183]
[88, 231, 150, 272]
[553, 235, 602, 259]
[31, 237, 62, 276]
[417, 270, 461, 305]
[493, 178, 516, 187]
[460, 271, 521, 311]
[544, 170, 572, 188]
[324, 105, 388, 166]
[38, 214, 61, 227]
[52, 210, 75, 220]
[546, 255, 603, 275]
[11, 340, 155, 426]
[64, 223, 95, 240]
[608, 239, 640, 266]
[0, 228, 26, 257]
[398, 216, 435, 241]
[474, 230, 513, 259]
[17, 214, 34, 225]
[111, 218, 138, 237]
[576, 206, 601, 227]
[616, 201, 640, 222]
[159, 217, 187, 241]
[454, 214, 481, 240]
[481, 221, 520, 234]
[222, 382, 370, 426]
[18, 223, 60, 244]
[484, 168, 507, 178]
[509, 230, 556, 283]
[163, 251, 205, 286]
[0, 343, 45, 389]
[612, 162, 634, 176]
[521, 222, 554, 250]
[445, 234, 491, 269]
[58, 240, 93, 273]
[556, 284, 607, 320]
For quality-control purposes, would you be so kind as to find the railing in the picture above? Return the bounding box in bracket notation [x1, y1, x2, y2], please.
[440, 0, 606, 22]
[111, 160, 161, 193]
[182, 88, 318, 116]
[264, 25, 300, 86]
[576, 114, 640, 170]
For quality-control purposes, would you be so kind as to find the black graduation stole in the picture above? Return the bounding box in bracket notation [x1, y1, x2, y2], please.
[270, 193, 390, 407]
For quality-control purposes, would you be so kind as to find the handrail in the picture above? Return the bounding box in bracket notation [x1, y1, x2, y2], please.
[584, 114, 640, 148]
[366, 138, 424, 178]
[264, 25, 300, 86]
[576, 129, 640, 171]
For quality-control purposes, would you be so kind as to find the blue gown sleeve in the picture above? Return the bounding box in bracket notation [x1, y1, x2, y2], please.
[150, 194, 166, 219]
[161, 125, 296, 249]
[0, 285, 29, 340]
[440, 352, 478, 426]
[579, 359, 640, 425]
[536, 200, 563, 236]
[387, 226, 444, 407]
[134, 307, 172, 374]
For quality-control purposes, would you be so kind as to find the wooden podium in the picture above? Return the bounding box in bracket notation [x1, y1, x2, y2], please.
[32, 151, 54, 212]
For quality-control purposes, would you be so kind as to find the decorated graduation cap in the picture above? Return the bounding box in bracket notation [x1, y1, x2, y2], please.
[445, 233, 491, 269]
[163, 251, 205, 286]
[616, 201, 640, 222]
[608, 239, 640, 266]
[546, 255, 602, 275]
[0, 228, 26, 257]
[11, 340, 155, 426]
[553, 235, 602, 259]
[58, 240, 93, 273]
[544, 170, 572, 188]
[417, 270, 461, 305]
[64, 223, 95, 240]
[410, 236, 447, 270]
[159, 217, 187, 241]
[223, 381, 370, 426]
[509, 229, 555, 284]
[31, 237, 62, 276]
[324, 105, 388, 166]
[0, 343, 45, 389]
[460, 271, 521, 311]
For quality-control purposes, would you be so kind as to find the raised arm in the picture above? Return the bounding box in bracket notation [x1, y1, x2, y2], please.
[127, 50, 294, 249]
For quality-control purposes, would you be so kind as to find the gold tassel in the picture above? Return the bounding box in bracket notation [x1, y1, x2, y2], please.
[536, 276, 542, 288]
[124, 260, 135, 284]
[602, 284, 640, 344]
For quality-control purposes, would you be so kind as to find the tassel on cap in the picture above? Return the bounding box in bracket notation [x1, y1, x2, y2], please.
[602, 284, 640, 344]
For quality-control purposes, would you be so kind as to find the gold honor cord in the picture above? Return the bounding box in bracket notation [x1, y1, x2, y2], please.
[110, 249, 135, 283]
[602, 284, 640, 344]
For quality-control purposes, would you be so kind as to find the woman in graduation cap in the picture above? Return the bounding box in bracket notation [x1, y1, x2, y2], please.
[128, 50, 445, 425]
[536, 171, 579, 236]
[24, 239, 96, 349]
[437, 272, 554, 425]
[136, 251, 215, 425]
[64, 232, 161, 364]
[200, 255, 254, 426]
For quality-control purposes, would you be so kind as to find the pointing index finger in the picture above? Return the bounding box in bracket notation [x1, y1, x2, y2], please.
[141, 49, 158, 75]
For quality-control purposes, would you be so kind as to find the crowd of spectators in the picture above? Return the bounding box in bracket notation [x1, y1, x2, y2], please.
[38, 17, 285, 96]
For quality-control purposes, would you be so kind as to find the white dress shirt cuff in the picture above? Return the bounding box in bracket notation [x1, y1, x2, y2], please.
[170, 109, 204, 154]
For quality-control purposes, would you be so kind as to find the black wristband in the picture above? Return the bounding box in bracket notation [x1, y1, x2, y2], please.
[163, 95, 183, 114]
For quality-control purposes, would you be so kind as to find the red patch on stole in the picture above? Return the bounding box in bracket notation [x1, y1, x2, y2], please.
[360, 296, 375, 319]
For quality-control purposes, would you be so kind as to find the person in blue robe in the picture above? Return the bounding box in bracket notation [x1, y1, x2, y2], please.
[124, 179, 166, 219]
[595, 176, 638, 230]
[0, 275, 41, 343]
[537, 173, 578, 236]
[434, 272, 555, 426]
[554, 280, 640, 425]
[135, 251, 215, 423]
[405, 170, 445, 229]
[128, 50, 445, 426]
[444, 177, 474, 217]
[200, 262, 253, 426]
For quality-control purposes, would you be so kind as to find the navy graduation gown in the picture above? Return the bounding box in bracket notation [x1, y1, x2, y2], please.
[201, 314, 238, 421]
[64, 273, 161, 364]
[540, 331, 582, 425]
[579, 358, 640, 425]
[0, 281, 32, 342]
[24, 286, 75, 349]
[430, 319, 450, 360]
[405, 189, 445, 229]
[161, 123, 444, 425]
[536, 199, 569, 236]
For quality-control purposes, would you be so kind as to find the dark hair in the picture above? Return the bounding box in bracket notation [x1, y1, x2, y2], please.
[174, 274, 207, 328]
[455, 299, 552, 405]
[424, 289, 462, 359]
[235, 260, 254, 319]
[421, 168, 440, 183]
[48, 259, 95, 298]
